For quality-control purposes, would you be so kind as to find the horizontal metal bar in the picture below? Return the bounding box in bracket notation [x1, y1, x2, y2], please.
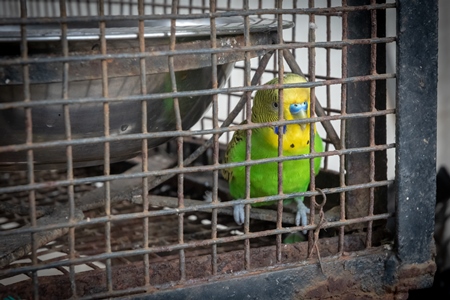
[0, 109, 395, 154]
[0, 37, 396, 67]
[0, 179, 393, 238]
[0, 143, 394, 195]
[0, 73, 396, 110]
[79, 287, 149, 300]
[0, 3, 397, 26]
[0, 211, 392, 278]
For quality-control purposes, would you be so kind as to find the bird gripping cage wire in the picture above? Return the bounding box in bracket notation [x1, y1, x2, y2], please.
[0, 0, 438, 299]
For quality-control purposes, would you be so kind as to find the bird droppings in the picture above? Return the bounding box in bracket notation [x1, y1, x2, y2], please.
[201, 219, 212, 225]
[188, 215, 198, 221]
[0, 221, 20, 230]
[231, 229, 244, 235]
[217, 224, 229, 230]
[94, 182, 104, 188]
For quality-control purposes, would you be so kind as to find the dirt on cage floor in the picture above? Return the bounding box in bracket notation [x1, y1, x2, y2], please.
[0, 139, 387, 298]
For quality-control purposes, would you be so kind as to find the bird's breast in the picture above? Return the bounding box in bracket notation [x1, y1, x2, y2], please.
[259, 124, 312, 154]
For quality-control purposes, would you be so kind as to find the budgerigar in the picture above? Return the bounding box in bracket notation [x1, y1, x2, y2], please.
[222, 73, 323, 232]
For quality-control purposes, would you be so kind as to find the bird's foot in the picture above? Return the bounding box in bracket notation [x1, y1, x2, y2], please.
[295, 198, 310, 234]
[233, 204, 245, 225]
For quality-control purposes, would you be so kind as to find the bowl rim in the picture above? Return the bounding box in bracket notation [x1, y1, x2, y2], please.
[0, 16, 294, 42]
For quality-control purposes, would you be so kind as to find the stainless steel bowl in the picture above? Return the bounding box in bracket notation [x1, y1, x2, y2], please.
[0, 17, 293, 170]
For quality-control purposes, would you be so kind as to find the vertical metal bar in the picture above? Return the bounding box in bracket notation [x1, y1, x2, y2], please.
[291, 0, 297, 58]
[35, 0, 41, 16]
[307, 0, 317, 257]
[120, 0, 125, 15]
[272, 48, 278, 80]
[28, 0, 34, 17]
[225, 79, 232, 142]
[17, 0, 22, 17]
[339, 0, 348, 254]
[395, 0, 438, 263]
[86, 0, 92, 16]
[275, 0, 284, 264]
[44, 0, 51, 16]
[324, 0, 331, 170]
[138, 0, 150, 288]
[345, 0, 387, 229]
[51, 0, 57, 17]
[223, 0, 233, 160]
[20, 0, 38, 298]
[11, 0, 15, 16]
[75, 0, 82, 16]
[271, 0, 278, 80]
[366, 0, 377, 248]
[150, 0, 154, 15]
[7, 1, 12, 17]
[209, 0, 219, 276]
[48, 0, 53, 18]
[164, 0, 168, 14]
[188, 0, 193, 14]
[68, 0, 73, 17]
[374, 0, 387, 236]
[243, 0, 252, 271]
[169, 0, 186, 281]
[345, 0, 372, 225]
[98, 0, 113, 292]
[59, 0, 76, 296]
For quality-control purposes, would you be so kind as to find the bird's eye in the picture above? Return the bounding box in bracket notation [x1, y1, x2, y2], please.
[272, 102, 278, 108]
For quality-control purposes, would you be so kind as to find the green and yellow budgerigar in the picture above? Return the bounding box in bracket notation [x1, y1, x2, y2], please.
[222, 73, 323, 231]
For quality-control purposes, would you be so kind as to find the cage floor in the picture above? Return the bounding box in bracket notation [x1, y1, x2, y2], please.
[0, 141, 386, 297]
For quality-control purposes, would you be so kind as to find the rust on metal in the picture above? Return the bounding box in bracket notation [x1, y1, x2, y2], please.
[0, 33, 274, 85]
[1, 240, 436, 299]
[344, 0, 388, 234]
[0, 234, 368, 297]
[0, 1, 437, 299]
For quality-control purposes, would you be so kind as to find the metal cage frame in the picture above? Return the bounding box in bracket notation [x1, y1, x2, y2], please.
[0, 0, 438, 299]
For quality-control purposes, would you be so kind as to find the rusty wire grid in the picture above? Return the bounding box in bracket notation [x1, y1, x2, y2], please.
[0, 0, 438, 299]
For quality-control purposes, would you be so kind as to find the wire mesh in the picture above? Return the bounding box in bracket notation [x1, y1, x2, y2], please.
[0, 0, 436, 299]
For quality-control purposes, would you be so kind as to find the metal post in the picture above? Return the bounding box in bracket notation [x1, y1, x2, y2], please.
[345, 0, 387, 227]
[395, 0, 438, 263]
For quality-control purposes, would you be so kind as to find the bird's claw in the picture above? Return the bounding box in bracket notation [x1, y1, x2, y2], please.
[296, 199, 310, 234]
[233, 204, 245, 225]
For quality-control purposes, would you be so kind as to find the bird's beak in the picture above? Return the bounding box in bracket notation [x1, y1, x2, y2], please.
[289, 103, 308, 130]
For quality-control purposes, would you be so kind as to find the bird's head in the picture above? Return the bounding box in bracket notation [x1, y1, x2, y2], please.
[252, 73, 311, 132]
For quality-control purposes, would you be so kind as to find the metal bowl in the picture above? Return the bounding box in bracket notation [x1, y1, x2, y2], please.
[0, 17, 293, 170]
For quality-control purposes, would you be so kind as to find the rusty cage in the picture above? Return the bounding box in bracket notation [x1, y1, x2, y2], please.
[0, 0, 438, 299]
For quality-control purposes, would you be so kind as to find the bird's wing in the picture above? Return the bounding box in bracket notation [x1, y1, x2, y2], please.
[221, 120, 248, 182]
